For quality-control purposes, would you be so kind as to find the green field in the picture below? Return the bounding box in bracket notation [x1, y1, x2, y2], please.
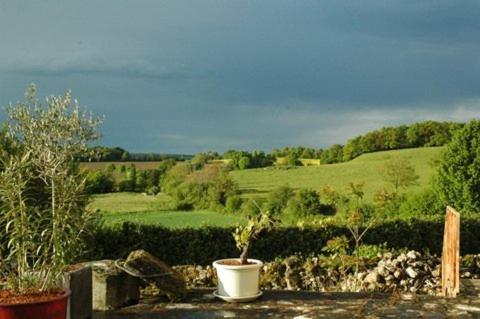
[231, 147, 443, 201]
[90, 147, 443, 227]
[90, 193, 243, 228]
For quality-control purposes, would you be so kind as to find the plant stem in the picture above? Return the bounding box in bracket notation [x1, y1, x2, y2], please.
[240, 242, 250, 264]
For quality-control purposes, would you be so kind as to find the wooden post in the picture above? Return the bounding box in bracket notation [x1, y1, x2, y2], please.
[441, 206, 460, 297]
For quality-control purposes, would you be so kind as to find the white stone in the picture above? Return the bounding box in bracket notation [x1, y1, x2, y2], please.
[406, 267, 418, 279]
[455, 304, 480, 312]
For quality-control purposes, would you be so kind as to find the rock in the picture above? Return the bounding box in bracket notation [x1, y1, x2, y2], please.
[364, 271, 379, 284]
[406, 267, 418, 279]
[406, 251, 418, 260]
[125, 250, 187, 301]
[377, 265, 386, 277]
[397, 253, 407, 263]
[393, 269, 403, 279]
[356, 272, 366, 281]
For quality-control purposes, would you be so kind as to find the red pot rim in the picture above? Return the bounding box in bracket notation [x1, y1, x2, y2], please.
[0, 288, 71, 307]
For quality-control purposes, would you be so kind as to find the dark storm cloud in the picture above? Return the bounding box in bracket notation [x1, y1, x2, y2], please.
[0, 0, 479, 153]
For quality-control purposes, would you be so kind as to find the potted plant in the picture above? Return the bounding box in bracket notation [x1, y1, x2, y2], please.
[0, 85, 101, 319]
[213, 211, 277, 302]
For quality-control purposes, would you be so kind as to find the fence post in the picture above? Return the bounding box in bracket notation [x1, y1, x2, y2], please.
[441, 206, 460, 297]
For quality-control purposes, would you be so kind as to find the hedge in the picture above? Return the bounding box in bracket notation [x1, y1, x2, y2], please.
[84, 217, 480, 265]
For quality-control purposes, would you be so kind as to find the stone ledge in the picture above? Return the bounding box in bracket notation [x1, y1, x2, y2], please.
[93, 289, 480, 318]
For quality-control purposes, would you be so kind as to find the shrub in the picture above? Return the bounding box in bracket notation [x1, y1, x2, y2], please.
[117, 179, 134, 192]
[354, 244, 387, 260]
[320, 186, 348, 210]
[225, 195, 243, 213]
[146, 185, 160, 195]
[399, 188, 444, 217]
[238, 156, 251, 170]
[285, 153, 300, 166]
[168, 165, 238, 211]
[85, 171, 115, 194]
[285, 189, 323, 218]
[171, 182, 210, 210]
[263, 185, 294, 215]
[435, 120, 480, 214]
[241, 199, 262, 215]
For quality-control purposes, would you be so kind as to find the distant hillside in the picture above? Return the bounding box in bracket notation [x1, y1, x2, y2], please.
[81, 146, 193, 162]
[231, 147, 443, 201]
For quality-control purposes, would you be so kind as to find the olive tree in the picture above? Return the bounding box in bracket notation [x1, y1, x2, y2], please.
[0, 85, 101, 293]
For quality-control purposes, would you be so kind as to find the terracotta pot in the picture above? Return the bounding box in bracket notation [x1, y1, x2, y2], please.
[0, 289, 70, 319]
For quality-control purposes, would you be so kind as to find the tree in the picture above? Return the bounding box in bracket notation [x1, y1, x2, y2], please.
[381, 158, 419, 193]
[285, 153, 299, 166]
[436, 120, 480, 213]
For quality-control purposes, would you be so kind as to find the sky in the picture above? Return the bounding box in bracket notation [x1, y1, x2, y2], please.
[0, 1, 479, 154]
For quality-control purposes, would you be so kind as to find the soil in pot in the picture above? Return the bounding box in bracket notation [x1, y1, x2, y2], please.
[216, 260, 257, 266]
[0, 288, 70, 319]
[0, 289, 66, 305]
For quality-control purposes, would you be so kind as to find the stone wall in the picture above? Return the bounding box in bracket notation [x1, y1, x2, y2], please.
[174, 252, 480, 296]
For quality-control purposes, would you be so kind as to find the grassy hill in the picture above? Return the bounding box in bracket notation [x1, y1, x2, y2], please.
[90, 147, 443, 227]
[231, 147, 443, 201]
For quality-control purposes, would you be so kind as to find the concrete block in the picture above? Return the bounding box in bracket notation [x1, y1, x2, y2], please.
[91, 260, 141, 311]
[64, 263, 92, 319]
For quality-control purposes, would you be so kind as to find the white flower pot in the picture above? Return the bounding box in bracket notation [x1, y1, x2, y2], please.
[213, 258, 263, 301]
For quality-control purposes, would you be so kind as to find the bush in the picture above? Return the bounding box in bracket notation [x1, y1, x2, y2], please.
[85, 171, 115, 194]
[167, 165, 238, 211]
[238, 156, 251, 170]
[117, 179, 135, 192]
[85, 217, 480, 266]
[146, 186, 160, 195]
[263, 185, 294, 215]
[285, 153, 300, 166]
[285, 189, 323, 217]
[241, 199, 262, 215]
[171, 182, 210, 210]
[225, 195, 243, 213]
[436, 120, 480, 214]
[399, 188, 444, 217]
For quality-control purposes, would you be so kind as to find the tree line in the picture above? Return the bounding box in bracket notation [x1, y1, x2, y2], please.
[216, 121, 464, 169]
[80, 146, 192, 162]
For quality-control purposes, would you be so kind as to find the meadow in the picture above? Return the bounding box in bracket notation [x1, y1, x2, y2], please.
[231, 147, 442, 201]
[89, 147, 443, 227]
[90, 193, 243, 228]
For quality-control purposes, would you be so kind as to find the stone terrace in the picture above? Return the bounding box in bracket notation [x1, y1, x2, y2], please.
[93, 289, 480, 319]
